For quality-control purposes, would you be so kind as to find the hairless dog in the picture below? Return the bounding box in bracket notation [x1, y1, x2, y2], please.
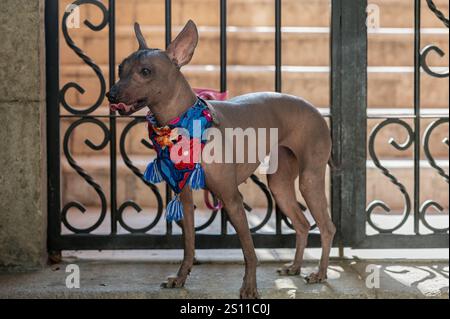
[107, 20, 336, 299]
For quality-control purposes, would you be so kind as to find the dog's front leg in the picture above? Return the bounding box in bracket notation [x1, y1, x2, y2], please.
[162, 187, 195, 288]
[205, 165, 260, 299]
[223, 192, 260, 299]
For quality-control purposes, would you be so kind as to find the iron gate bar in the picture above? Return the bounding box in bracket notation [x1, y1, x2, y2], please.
[330, 0, 342, 249]
[413, 0, 421, 235]
[165, 0, 172, 47]
[330, 0, 368, 247]
[219, 0, 228, 236]
[220, 0, 227, 93]
[356, 234, 448, 249]
[274, 0, 283, 236]
[46, 0, 62, 253]
[51, 234, 322, 250]
[165, 0, 173, 236]
[109, 0, 117, 235]
[275, 0, 282, 93]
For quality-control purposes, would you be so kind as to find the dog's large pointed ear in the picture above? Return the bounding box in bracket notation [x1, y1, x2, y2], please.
[166, 20, 199, 68]
[134, 22, 148, 50]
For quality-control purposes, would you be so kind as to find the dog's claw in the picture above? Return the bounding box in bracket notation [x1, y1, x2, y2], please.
[161, 276, 187, 289]
[240, 287, 260, 299]
[304, 272, 327, 284]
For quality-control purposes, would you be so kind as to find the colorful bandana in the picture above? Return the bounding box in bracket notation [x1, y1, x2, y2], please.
[143, 97, 214, 222]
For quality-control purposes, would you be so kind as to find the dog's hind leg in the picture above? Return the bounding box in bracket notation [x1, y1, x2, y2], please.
[268, 146, 310, 276]
[299, 164, 336, 284]
[162, 187, 195, 288]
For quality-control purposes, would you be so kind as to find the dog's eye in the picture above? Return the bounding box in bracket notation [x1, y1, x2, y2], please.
[141, 68, 151, 77]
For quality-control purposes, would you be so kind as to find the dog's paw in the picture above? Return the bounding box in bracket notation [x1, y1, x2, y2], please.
[240, 288, 260, 299]
[240, 285, 260, 299]
[304, 272, 327, 284]
[161, 276, 187, 289]
[277, 263, 301, 276]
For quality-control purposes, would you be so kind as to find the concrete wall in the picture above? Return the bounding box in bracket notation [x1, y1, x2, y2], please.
[0, 0, 47, 269]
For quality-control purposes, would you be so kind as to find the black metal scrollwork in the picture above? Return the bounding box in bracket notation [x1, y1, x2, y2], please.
[118, 118, 164, 233]
[180, 174, 273, 233]
[187, 173, 275, 233]
[426, 0, 449, 28]
[193, 192, 220, 232]
[247, 174, 274, 233]
[61, 0, 108, 115]
[281, 202, 318, 231]
[423, 118, 449, 183]
[418, 1, 449, 234]
[62, 118, 109, 233]
[421, 1, 449, 78]
[366, 119, 414, 233]
[420, 118, 449, 233]
[421, 45, 449, 78]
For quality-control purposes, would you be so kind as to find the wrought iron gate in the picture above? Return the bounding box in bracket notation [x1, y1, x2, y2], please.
[46, 0, 449, 252]
[358, 0, 449, 248]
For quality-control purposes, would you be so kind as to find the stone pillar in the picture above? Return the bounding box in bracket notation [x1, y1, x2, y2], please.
[0, 0, 47, 269]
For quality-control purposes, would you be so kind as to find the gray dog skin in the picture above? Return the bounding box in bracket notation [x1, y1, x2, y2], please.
[107, 20, 336, 299]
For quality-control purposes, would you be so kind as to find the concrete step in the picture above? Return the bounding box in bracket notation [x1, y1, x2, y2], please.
[60, 64, 449, 108]
[1, 260, 447, 299]
[60, 155, 449, 211]
[60, 26, 449, 67]
[59, 0, 449, 28]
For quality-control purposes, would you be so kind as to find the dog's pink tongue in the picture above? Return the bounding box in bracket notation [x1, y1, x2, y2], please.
[110, 102, 131, 112]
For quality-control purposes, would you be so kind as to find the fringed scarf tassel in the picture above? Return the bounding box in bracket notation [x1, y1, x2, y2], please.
[189, 163, 206, 190]
[144, 159, 163, 184]
[166, 195, 184, 222]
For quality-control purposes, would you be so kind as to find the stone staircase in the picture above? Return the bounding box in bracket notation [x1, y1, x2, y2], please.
[59, 0, 449, 212]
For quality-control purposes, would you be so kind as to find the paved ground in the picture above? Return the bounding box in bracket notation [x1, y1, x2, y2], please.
[0, 254, 448, 299]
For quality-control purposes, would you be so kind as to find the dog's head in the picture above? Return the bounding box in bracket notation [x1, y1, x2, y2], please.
[106, 20, 199, 115]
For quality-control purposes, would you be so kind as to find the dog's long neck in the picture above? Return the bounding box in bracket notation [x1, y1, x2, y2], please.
[150, 73, 197, 126]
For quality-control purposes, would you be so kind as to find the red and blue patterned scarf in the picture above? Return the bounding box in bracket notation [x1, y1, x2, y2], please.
[144, 97, 214, 222]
